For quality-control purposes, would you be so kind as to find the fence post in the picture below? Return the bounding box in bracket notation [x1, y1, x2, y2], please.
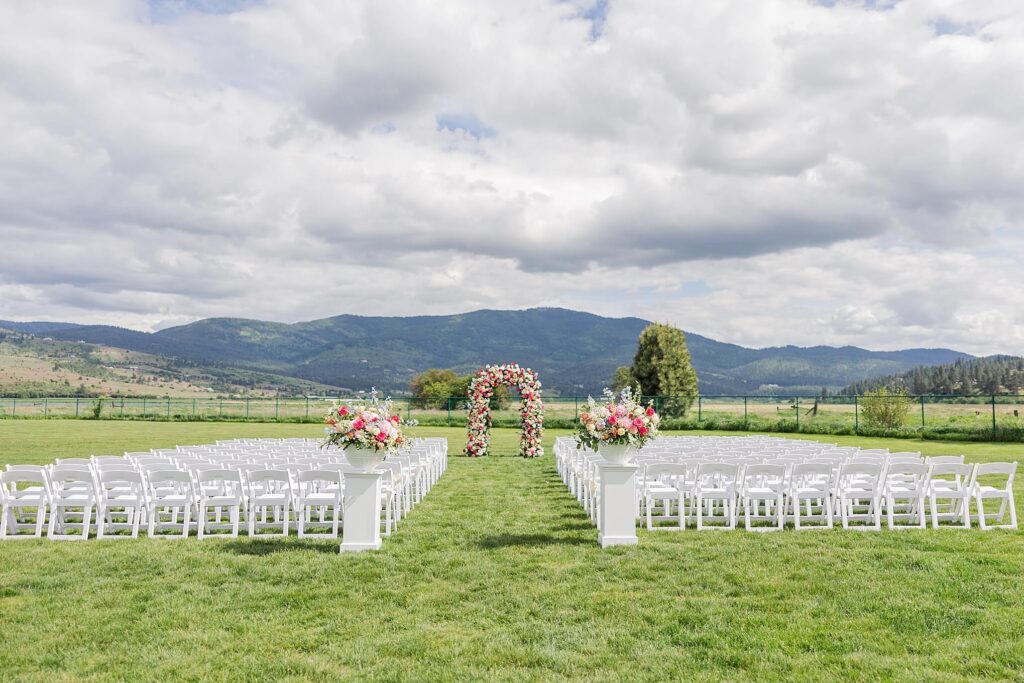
[920, 395, 925, 429]
[219, 399, 223, 417]
[795, 397, 800, 429]
[120, 399, 125, 417]
[407, 399, 412, 422]
[447, 397, 452, 427]
[75, 398, 80, 418]
[166, 398, 171, 419]
[275, 397, 279, 421]
[854, 395, 858, 433]
[246, 398, 250, 418]
[44, 398, 48, 418]
[574, 395, 579, 422]
[697, 396, 702, 422]
[992, 394, 997, 435]
[192, 399, 196, 416]
[142, 397, 147, 416]
[11, 398, 15, 417]
[305, 397, 309, 419]
[743, 395, 748, 427]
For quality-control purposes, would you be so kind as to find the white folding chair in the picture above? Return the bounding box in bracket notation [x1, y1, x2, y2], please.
[695, 463, 738, 530]
[146, 470, 195, 539]
[927, 462, 972, 529]
[96, 470, 146, 539]
[246, 469, 291, 537]
[295, 469, 342, 539]
[643, 463, 687, 530]
[883, 463, 928, 529]
[196, 470, 243, 539]
[1, 469, 50, 540]
[47, 466, 97, 540]
[837, 462, 882, 531]
[970, 462, 1018, 530]
[789, 462, 833, 530]
[741, 463, 786, 532]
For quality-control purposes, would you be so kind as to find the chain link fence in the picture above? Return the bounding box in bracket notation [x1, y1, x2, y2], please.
[1, 394, 1022, 440]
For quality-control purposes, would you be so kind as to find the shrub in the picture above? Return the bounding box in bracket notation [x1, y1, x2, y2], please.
[859, 388, 912, 430]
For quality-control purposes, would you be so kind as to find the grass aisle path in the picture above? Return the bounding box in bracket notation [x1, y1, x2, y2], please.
[1, 423, 1023, 681]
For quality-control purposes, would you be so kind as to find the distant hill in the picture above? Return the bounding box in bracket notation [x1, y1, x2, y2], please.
[841, 355, 1024, 396]
[0, 320, 83, 335]
[22, 307, 974, 395]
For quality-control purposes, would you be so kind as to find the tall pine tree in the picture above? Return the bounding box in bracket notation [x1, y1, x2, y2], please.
[629, 323, 699, 416]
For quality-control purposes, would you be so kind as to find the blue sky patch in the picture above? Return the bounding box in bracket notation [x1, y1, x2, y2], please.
[436, 112, 496, 140]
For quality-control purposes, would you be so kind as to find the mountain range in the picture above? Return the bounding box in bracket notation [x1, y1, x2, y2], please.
[0, 308, 973, 396]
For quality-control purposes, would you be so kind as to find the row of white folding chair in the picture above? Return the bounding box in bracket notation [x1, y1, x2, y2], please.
[122, 448, 432, 532]
[640, 459, 1016, 532]
[1, 465, 352, 540]
[5, 461, 382, 539]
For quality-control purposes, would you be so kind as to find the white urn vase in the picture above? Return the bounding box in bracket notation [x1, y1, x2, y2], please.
[599, 443, 636, 465]
[345, 447, 386, 473]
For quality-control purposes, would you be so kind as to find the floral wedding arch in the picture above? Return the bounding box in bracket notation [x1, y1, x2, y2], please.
[465, 363, 544, 458]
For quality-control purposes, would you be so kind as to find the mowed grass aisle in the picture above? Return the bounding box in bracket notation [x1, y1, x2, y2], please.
[0, 422, 1023, 681]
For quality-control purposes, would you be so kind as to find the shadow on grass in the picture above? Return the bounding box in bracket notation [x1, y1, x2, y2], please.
[477, 533, 591, 549]
[219, 538, 339, 556]
[548, 520, 595, 532]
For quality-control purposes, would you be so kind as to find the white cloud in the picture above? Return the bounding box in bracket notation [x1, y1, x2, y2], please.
[0, 0, 1022, 354]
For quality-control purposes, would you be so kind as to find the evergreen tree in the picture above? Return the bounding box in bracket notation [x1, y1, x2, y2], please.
[840, 355, 1023, 396]
[611, 366, 636, 393]
[630, 323, 699, 416]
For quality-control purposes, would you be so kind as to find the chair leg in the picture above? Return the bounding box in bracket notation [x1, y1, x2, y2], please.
[977, 497, 987, 530]
[81, 506, 92, 539]
[97, 505, 106, 540]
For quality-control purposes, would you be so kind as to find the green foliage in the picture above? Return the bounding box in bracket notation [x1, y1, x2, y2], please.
[410, 368, 461, 409]
[611, 365, 637, 392]
[410, 368, 510, 410]
[860, 387, 913, 429]
[843, 355, 1024, 396]
[90, 398, 104, 420]
[631, 323, 698, 417]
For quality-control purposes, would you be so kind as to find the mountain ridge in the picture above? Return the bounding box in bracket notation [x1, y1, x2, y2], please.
[2, 309, 973, 395]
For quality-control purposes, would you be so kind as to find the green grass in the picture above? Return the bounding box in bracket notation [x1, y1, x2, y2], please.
[1, 421, 1023, 681]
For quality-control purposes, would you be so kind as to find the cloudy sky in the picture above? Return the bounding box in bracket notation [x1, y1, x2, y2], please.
[1, 0, 1022, 353]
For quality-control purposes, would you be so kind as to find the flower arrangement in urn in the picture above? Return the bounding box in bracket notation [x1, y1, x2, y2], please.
[324, 390, 408, 470]
[575, 387, 659, 463]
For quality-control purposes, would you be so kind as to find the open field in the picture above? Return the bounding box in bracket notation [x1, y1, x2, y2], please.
[1, 421, 1023, 681]
[4, 396, 1024, 438]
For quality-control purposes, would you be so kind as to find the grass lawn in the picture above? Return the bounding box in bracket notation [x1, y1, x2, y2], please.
[1, 421, 1023, 681]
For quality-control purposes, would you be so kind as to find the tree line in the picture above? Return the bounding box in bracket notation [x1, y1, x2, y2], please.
[841, 355, 1024, 396]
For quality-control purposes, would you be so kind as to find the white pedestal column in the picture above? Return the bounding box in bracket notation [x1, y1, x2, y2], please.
[339, 471, 382, 553]
[597, 463, 638, 548]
